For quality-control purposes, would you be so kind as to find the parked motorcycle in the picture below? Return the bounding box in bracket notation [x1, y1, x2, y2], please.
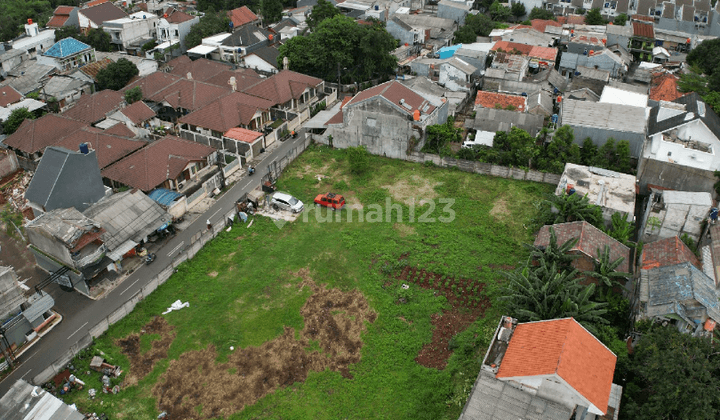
[145, 253, 156, 265]
[248, 166, 255, 176]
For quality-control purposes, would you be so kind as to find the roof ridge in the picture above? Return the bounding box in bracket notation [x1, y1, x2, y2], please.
[44, 151, 70, 207]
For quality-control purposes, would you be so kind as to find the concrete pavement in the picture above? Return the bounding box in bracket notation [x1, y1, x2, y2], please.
[0, 132, 309, 396]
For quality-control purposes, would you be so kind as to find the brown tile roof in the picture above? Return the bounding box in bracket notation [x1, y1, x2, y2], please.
[47, 15, 71, 28]
[243, 70, 323, 106]
[62, 89, 124, 124]
[164, 8, 195, 23]
[649, 72, 684, 102]
[204, 69, 262, 91]
[534, 221, 631, 273]
[474, 91, 526, 112]
[179, 91, 274, 132]
[85, 0, 109, 7]
[326, 97, 351, 125]
[531, 19, 561, 33]
[633, 21, 655, 39]
[496, 318, 616, 415]
[227, 6, 259, 28]
[641, 236, 701, 270]
[344, 80, 435, 116]
[147, 79, 231, 112]
[529, 45, 558, 61]
[0, 85, 23, 107]
[79, 2, 128, 25]
[119, 101, 155, 125]
[492, 40, 533, 55]
[55, 5, 76, 14]
[224, 127, 263, 143]
[101, 135, 215, 191]
[104, 122, 136, 137]
[54, 127, 147, 169]
[168, 57, 229, 82]
[4, 114, 87, 154]
[122, 72, 184, 99]
[558, 15, 586, 25]
[632, 13, 655, 21]
[78, 58, 114, 80]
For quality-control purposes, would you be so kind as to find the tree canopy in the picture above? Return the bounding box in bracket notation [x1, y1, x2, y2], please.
[124, 86, 142, 104]
[489, 1, 511, 21]
[528, 7, 555, 20]
[423, 117, 462, 155]
[584, 8, 605, 25]
[185, 10, 231, 49]
[613, 13, 628, 26]
[96, 58, 140, 91]
[687, 38, 720, 77]
[54, 27, 112, 52]
[3, 107, 35, 135]
[533, 191, 605, 230]
[307, 0, 340, 31]
[510, 2, 526, 20]
[453, 13, 494, 43]
[278, 15, 397, 82]
[259, 0, 283, 24]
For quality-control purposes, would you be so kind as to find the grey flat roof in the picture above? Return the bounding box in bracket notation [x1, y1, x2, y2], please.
[0, 379, 84, 420]
[561, 98, 647, 133]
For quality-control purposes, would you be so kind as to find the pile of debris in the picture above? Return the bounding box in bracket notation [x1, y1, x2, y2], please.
[0, 170, 32, 213]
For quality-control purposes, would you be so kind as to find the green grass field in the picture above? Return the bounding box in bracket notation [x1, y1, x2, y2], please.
[60, 145, 553, 419]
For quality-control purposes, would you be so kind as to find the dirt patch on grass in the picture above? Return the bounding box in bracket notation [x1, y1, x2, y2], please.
[382, 175, 439, 206]
[394, 223, 416, 237]
[489, 197, 509, 220]
[152, 279, 376, 419]
[396, 267, 490, 369]
[117, 317, 176, 387]
[207, 271, 218, 277]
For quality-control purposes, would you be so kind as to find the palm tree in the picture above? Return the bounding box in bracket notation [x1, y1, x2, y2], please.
[527, 226, 579, 271]
[533, 192, 604, 230]
[587, 245, 631, 298]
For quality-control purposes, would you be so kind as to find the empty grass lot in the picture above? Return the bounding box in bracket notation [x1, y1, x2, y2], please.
[60, 145, 553, 419]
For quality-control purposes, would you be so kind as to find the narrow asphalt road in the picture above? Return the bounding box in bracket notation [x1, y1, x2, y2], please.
[0, 132, 308, 396]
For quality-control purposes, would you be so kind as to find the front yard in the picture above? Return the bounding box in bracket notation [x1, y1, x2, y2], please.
[59, 145, 553, 419]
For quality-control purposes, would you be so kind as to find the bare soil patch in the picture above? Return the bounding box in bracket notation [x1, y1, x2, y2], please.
[394, 223, 416, 237]
[152, 279, 376, 419]
[396, 266, 490, 369]
[489, 198, 509, 220]
[382, 175, 440, 206]
[207, 271, 219, 277]
[117, 316, 176, 386]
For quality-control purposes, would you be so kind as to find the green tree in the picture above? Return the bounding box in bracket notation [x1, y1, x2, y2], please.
[185, 10, 230, 49]
[489, 1, 511, 21]
[3, 107, 34, 135]
[580, 137, 599, 166]
[596, 138, 616, 169]
[614, 140, 632, 173]
[454, 12, 494, 42]
[260, 0, 283, 24]
[96, 58, 139, 91]
[453, 25, 478, 43]
[54, 25, 80, 42]
[613, 13, 628, 26]
[704, 91, 720, 113]
[587, 245, 630, 293]
[533, 191, 604, 229]
[124, 86, 142, 104]
[307, 0, 340, 31]
[84, 28, 111, 52]
[623, 326, 720, 420]
[584, 8, 605, 25]
[493, 126, 538, 168]
[528, 226, 579, 271]
[347, 145, 370, 175]
[510, 2, 526, 20]
[528, 7, 555, 20]
[537, 125, 581, 173]
[423, 117, 462, 155]
[687, 37, 720, 77]
[678, 71, 708, 95]
[605, 212, 634, 246]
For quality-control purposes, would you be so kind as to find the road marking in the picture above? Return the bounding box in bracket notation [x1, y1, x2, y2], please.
[24, 351, 40, 361]
[167, 241, 185, 257]
[243, 181, 251, 189]
[209, 208, 222, 220]
[20, 369, 32, 379]
[120, 278, 141, 295]
[67, 322, 88, 340]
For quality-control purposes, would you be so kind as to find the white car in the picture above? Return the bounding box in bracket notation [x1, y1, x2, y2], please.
[271, 192, 304, 213]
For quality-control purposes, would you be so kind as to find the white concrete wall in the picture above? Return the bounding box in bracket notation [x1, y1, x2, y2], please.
[647, 120, 720, 171]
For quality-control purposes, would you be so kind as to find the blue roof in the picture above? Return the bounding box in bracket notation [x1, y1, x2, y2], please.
[44, 37, 92, 58]
[437, 44, 462, 59]
[148, 188, 184, 207]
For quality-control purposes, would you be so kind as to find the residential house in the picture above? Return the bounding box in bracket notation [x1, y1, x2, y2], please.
[638, 262, 720, 335]
[385, 14, 457, 50]
[78, 2, 128, 33]
[409, 58, 445, 79]
[630, 20, 655, 61]
[242, 45, 281, 74]
[243, 70, 325, 117]
[437, 0, 472, 25]
[203, 68, 263, 92]
[52, 127, 147, 169]
[526, 90, 554, 116]
[500, 27, 554, 47]
[144, 78, 230, 123]
[0, 98, 46, 127]
[101, 135, 219, 199]
[567, 66, 611, 96]
[121, 71, 184, 100]
[223, 127, 266, 163]
[167, 56, 229, 82]
[96, 51, 158, 76]
[560, 99, 648, 156]
[566, 31, 607, 55]
[559, 48, 629, 78]
[467, 108, 545, 137]
[462, 316, 621, 419]
[106, 100, 157, 135]
[322, 80, 448, 159]
[46, 6, 80, 28]
[186, 33, 231, 59]
[606, 22, 633, 49]
[703, 224, 720, 286]
[70, 57, 113, 86]
[0, 86, 22, 108]
[217, 24, 272, 63]
[649, 72, 684, 102]
[3, 114, 87, 170]
[599, 85, 648, 107]
[24, 146, 108, 217]
[535, 221, 632, 274]
[102, 11, 159, 52]
[641, 236, 701, 271]
[637, 92, 720, 193]
[438, 58, 477, 91]
[272, 17, 302, 41]
[83, 189, 172, 271]
[178, 91, 274, 150]
[484, 53, 530, 88]
[491, 41, 558, 68]
[475, 91, 527, 112]
[227, 6, 261, 29]
[401, 76, 470, 117]
[154, 8, 200, 54]
[39, 75, 93, 111]
[653, 28, 692, 53]
[566, 87, 601, 102]
[37, 37, 96, 72]
[0, 21, 56, 77]
[640, 190, 712, 242]
[556, 163, 637, 224]
[26, 208, 108, 295]
[0, 380, 84, 420]
[453, 46, 492, 75]
[61, 89, 124, 125]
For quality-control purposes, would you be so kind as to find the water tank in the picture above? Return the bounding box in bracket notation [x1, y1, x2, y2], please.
[375, 4, 379, 9]
[521, 92, 527, 97]
[79, 143, 89, 154]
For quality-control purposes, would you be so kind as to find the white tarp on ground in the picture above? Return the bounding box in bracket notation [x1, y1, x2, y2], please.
[187, 44, 218, 55]
[303, 102, 342, 129]
[162, 300, 190, 315]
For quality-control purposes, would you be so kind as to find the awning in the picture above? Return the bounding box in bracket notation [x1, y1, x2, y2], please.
[107, 239, 138, 261]
[148, 188, 184, 207]
[304, 102, 342, 129]
[187, 45, 217, 55]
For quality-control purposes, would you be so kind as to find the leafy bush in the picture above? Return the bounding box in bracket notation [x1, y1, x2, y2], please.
[347, 145, 370, 175]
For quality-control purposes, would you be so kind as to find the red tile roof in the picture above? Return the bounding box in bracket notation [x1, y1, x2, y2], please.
[85, 0, 109, 7]
[62, 89, 124, 124]
[164, 8, 195, 23]
[326, 97, 352, 125]
[534, 221, 631, 273]
[641, 236, 701, 270]
[344, 80, 435, 116]
[531, 19, 561, 33]
[632, 14, 655, 21]
[557, 15, 586, 25]
[123, 72, 184, 99]
[4, 114, 87, 154]
[474, 91, 526, 112]
[101, 135, 215, 191]
[168, 57, 229, 82]
[78, 58, 114, 80]
[104, 122, 136, 137]
[47, 15, 71, 28]
[243, 70, 323, 106]
[179, 91, 274, 132]
[120, 101, 155, 125]
[54, 127, 147, 169]
[224, 127, 263, 143]
[55, 5, 75, 14]
[496, 318, 616, 414]
[491, 40, 533, 55]
[227, 6, 259, 28]
[528, 45, 558, 61]
[649, 72, 684, 102]
[633, 21, 655, 39]
[0, 85, 23, 107]
[147, 79, 231, 112]
[204, 69, 262, 91]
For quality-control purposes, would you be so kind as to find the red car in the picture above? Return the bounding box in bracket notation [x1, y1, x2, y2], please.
[314, 192, 345, 210]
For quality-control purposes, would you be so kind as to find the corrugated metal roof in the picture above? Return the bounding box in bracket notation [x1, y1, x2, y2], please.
[643, 262, 720, 324]
[148, 188, 184, 207]
[0, 379, 84, 420]
[561, 99, 647, 133]
[22, 292, 54, 323]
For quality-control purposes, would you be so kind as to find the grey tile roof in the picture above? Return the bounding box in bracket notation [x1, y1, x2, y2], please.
[647, 92, 720, 140]
[248, 45, 280, 68]
[561, 99, 647, 133]
[24, 146, 106, 212]
[0, 380, 84, 420]
[83, 189, 171, 250]
[642, 262, 720, 323]
[471, 108, 545, 136]
[221, 25, 270, 47]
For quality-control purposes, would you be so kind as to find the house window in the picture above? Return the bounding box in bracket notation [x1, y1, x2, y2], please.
[174, 30, 179, 36]
[211, 130, 222, 138]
